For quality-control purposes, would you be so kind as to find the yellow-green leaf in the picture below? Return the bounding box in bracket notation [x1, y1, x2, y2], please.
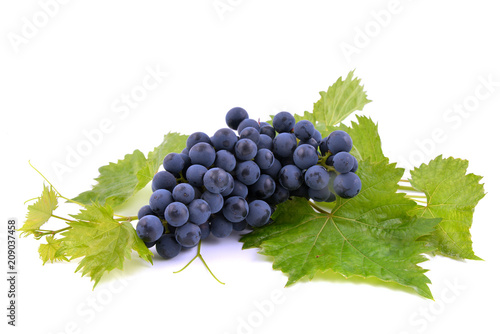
[38, 236, 69, 264]
[19, 185, 58, 237]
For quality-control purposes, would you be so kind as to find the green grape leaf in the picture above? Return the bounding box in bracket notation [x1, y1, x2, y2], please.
[72, 132, 187, 208]
[38, 236, 69, 264]
[338, 115, 386, 163]
[241, 160, 439, 299]
[409, 156, 485, 260]
[312, 70, 371, 128]
[19, 185, 58, 237]
[72, 150, 148, 207]
[57, 203, 153, 288]
[136, 132, 188, 191]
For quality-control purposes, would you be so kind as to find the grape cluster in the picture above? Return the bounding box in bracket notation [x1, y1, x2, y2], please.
[135, 107, 362, 259]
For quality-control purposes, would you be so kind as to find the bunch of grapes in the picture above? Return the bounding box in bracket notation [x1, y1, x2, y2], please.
[135, 107, 362, 259]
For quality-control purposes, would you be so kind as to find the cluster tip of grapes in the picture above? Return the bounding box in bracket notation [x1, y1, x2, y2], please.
[135, 107, 362, 259]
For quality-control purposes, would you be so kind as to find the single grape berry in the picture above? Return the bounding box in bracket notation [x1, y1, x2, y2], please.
[226, 107, 249, 130]
[136, 215, 164, 243]
[186, 164, 208, 187]
[237, 119, 260, 134]
[278, 164, 303, 191]
[172, 183, 195, 204]
[149, 189, 173, 216]
[246, 200, 272, 227]
[272, 133, 297, 158]
[222, 196, 249, 223]
[304, 165, 330, 190]
[152, 170, 177, 192]
[294, 120, 315, 140]
[234, 138, 258, 161]
[156, 234, 182, 259]
[175, 223, 201, 248]
[327, 130, 353, 155]
[293, 144, 318, 170]
[186, 132, 211, 150]
[332, 152, 355, 174]
[163, 153, 185, 174]
[239, 127, 261, 144]
[255, 148, 275, 170]
[235, 161, 261, 185]
[164, 202, 189, 227]
[273, 111, 295, 133]
[333, 172, 362, 198]
[138, 205, 155, 220]
[188, 199, 211, 225]
[201, 191, 224, 214]
[211, 128, 238, 152]
[203, 167, 230, 193]
[210, 214, 233, 238]
[189, 142, 216, 167]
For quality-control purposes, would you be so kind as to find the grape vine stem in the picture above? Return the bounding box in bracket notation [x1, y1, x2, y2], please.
[173, 241, 225, 285]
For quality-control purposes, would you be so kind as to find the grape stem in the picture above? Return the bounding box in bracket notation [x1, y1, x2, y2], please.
[173, 241, 225, 285]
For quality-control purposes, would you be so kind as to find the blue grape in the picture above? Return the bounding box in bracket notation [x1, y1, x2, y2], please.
[149, 189, 173, 216]
[327, 130, 353, 155]
[186, 132, 211, 150]
[237, 118, 260, 134]
[304, 165, 330, 190]
[270, 184, 289, 204]
[186, 164, 208, 187]
[293, 144, 318, 169]
[210, 214, 233, 238]
[222, 196, 249, 222]
[136, 215, 164, 243]
[215, 150, 236, 172]
[240, 127, 261, 144]
[155, 234, 182, 259]
[203, 167, 230, 193]
[234, 138, 258, 161]
[175, 223, 201, 248]
[325, 155, 334, 166]
[164, 202, 189, 227]
[308, 186, 330, 202]
[246, 200, 272, 227]
[211, 128, 238, 152]
[260, 123, 276, 139]
[249, 174, 276, 199]
[272, 111, 295, 133]
[261, 158, 282, 179]
[199, 221, 210, 240]
[138, 205, 155, 219]
[181, 147, 189, 155]
[257, 134, 273, 150]
[289, 183, 310, 198]
[232, 220, 248, 232]
[294, 120, 315, 140]
[163, 153, 185, 174]
[351, 156, 358, 173]
[152, 170, 177, 192]
[332, 152, 355, 174]
[312, 130, 322, 144]
[255, 148, 275, 170]
[333, 172, 362, 198]
[226, 107, 249, 130]
[299, 138, 319, 150]
[144, 240, 157, 248]
[272, 133, 297, 158]
[278, 164, 303, 191]
[319, 138, 328, 156]
[229, 180, 249, 198]
[201, 191, 224, 213]
[235, 161, 261, 185]
[188, 199, 211, 225]
[221, 173, 235, 197]
[189, 142, 216, 167]
[172, 183, 195, 204]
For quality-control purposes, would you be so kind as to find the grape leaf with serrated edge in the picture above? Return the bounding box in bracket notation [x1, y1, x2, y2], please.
[409, 156, 485, 260]
[38, 236, 69, 264]
[72, 132, 186, 208]
[241, 161, 440, 299]
[57, 203, 153, 287]
[19, 185, 58, 237]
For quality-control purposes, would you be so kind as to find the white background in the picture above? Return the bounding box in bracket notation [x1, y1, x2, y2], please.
[1, 1, 499, 333]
